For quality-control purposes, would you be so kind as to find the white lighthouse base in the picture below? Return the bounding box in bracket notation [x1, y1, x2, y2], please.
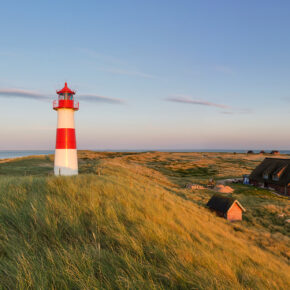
[54, 149, 78, 176]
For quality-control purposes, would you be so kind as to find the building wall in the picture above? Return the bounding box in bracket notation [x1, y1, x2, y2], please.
[250, 180, 290, 196]
[226, 203, 242, 221]
[267, 184, 290, 196]
[249, 180, 263, 187]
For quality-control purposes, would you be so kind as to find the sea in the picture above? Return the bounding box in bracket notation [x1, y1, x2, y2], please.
[0, 150, 54, 160]
[1, 149, 290, 160]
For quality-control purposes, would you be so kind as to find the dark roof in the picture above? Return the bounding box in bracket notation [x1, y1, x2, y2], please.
[206, 194, 245, 214]
[249, 158, 290, 186]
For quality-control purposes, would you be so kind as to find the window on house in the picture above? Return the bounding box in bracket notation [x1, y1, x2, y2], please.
[263, 173, 268, 179]
[272, 175, 279, 181]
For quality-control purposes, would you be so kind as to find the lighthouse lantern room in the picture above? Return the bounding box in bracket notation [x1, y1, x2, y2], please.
[53, 82, 79, 176]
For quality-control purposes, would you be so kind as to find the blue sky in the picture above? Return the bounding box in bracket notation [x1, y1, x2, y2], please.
[1, 0, 290, 150]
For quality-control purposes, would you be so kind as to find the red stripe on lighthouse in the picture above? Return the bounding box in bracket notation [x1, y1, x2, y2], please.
[56, 128, 76, 149]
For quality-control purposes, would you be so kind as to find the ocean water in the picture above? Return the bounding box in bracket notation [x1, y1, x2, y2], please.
[0, 149, 290, 160]
[0, 151, 54, 160]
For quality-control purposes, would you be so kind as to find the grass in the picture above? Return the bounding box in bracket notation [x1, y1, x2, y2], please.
[0, 151, 289, 289]
[0, 155, 53, 176]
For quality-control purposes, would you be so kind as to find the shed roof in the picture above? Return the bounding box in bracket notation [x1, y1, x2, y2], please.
[207, 194, 245, 214]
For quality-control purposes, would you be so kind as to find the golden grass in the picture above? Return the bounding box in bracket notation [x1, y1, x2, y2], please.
[0, 151, 289, 288]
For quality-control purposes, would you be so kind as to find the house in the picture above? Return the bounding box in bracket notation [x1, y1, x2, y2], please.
[249, 158, 290, 196]
[270, 150, 280, 155]
[206, 194, 246, 221]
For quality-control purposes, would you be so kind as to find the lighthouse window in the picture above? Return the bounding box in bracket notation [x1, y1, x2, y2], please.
[62, 93, 73, 100]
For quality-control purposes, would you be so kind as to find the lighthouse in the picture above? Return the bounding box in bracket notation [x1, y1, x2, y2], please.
[53, 83, 79, 176]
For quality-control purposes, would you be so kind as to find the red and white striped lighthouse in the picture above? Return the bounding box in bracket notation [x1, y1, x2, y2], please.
[53, 82, 79, 176]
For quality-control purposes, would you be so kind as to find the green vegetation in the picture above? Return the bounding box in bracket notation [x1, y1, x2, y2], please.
[0, 155, 53, 176]
[0, 151, 289, 289]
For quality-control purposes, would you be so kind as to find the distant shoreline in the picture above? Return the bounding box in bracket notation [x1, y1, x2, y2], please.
[1, 149, 290, 160]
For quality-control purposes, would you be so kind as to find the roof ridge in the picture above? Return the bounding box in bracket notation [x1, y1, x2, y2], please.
[264, 157, 290, 160]
[231, 199, 246, 212]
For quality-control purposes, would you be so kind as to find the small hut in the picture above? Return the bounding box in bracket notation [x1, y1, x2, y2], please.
[207, 194, 246, 221]
[271, 150, 280, 155]
[260, 150, 265, 154]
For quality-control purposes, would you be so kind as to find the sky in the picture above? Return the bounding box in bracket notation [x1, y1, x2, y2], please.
[1, 0, 290, 150]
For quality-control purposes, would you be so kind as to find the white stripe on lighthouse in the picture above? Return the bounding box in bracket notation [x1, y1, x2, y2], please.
[57, 109, 75, 128]
[54, 149, 78, 176]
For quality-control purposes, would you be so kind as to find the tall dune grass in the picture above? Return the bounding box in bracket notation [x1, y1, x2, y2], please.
[0, 158, 289, 289]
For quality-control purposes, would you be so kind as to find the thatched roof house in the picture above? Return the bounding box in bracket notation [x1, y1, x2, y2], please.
[249, 158, 290, 195]
[207, 194, 245, 221]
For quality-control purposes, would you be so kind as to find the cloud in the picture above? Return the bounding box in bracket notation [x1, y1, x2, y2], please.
[221, 109, 251, 115]
[78, 94, 125, 104]
[166, 95, 251, 115]
[166, 96, 231, 109]
[0, 89, 49, 100]
[0, 88, 124, 105]
[235, 108, 252, 114]
[221, 111, 234, 115]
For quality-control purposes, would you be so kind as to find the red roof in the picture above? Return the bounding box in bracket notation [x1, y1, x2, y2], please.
[57, 82, 75, 95]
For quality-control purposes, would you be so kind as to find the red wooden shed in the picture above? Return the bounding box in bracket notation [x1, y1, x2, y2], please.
[207, 194, 246, 221]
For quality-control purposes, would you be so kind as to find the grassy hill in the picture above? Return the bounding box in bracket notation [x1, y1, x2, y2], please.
[0, 151, 289, 289]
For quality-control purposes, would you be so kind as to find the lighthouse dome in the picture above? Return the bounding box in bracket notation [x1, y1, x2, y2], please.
[57, 82, 75, 95]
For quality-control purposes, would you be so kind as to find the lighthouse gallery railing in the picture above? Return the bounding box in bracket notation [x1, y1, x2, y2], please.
[53, 100, 79, 110]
